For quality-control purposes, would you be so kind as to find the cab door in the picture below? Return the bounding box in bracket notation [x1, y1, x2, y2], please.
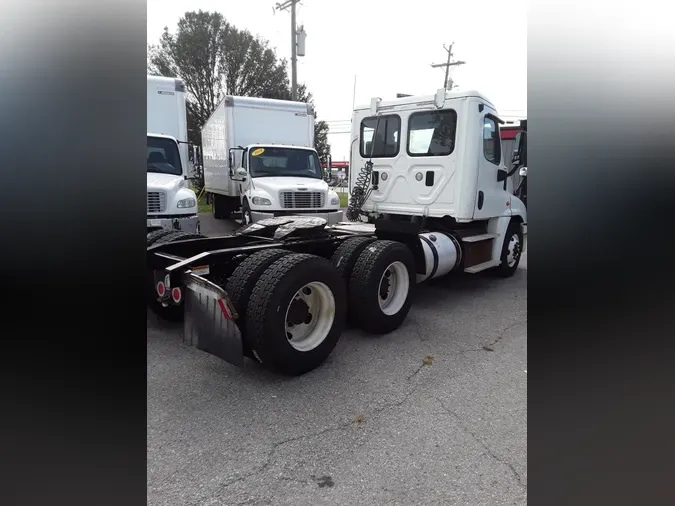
[472, 112, 511, 219]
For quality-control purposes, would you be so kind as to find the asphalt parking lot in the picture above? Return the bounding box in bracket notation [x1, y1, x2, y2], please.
[148, 213, 527, 506]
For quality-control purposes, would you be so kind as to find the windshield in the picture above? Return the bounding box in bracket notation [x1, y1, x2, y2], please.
[147, 136, 182, 176]
[248, 147, 322, 179]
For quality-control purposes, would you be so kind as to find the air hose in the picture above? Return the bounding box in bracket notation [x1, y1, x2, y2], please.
[346, 116, 381, 222]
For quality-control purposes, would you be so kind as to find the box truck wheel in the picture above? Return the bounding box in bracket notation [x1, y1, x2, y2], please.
[349, 240, 416, 334]
[226, 248, 291, 358]
[147, 229, 176, 247]
[146, 232, 206, 322]
[246, 253, 347, 376]
[330, 236, 377, 318]
[212, 194, 229, 219]
[491, 223, 524, 278]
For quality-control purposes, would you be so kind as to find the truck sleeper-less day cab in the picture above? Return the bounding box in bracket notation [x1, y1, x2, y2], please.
[146, 88, 527, 377]
[147, 75, 200, 234]
[201, 96, 342, 225]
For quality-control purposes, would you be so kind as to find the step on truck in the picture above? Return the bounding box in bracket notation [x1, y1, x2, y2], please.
[201, 95, 342, 226]
[146, 88, 527, 376]
[147, 75, 200, 234]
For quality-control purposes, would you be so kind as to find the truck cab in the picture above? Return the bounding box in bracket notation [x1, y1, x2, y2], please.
[348, 88, 527, 273]
[147, 75, 200, 234]
[202, 95, 342, 225]
[228, 143, 342, 225]
[350, 88, 526, 223]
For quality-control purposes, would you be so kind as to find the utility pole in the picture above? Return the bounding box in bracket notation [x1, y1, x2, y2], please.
[430, 43, 466, 90]
[275, 0, 301, 100]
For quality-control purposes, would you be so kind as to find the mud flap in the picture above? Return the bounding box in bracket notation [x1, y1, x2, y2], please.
[183, 273, 244, 366]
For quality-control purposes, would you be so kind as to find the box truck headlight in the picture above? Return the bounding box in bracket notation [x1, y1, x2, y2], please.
[252, 197, 272, 206]
[330, 195, 339, 206]
[177, 197, 197, 209]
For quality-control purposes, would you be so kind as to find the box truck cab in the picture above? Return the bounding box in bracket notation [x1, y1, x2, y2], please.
[147, 75, 200, 233]
[202, 96, 342, 225]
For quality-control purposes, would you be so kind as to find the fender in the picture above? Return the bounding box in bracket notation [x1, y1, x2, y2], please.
[509, 195, 527, 229]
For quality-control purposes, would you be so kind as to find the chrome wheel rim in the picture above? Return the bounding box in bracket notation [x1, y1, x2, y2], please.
[507, 234, 521, 267]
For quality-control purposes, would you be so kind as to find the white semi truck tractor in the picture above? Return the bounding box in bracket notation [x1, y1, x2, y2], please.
[201, 96, 342, 225]
[146, 88, 527, 376]
[146, 75, 200, 235]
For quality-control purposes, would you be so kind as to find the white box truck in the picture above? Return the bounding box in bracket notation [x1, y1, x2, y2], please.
[147, 88, 527, 376]
[146, 75, 200, 234]
[201, 96, 342, 225]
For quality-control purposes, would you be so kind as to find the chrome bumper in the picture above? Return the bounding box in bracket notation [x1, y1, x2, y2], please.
[147, 215, 200, 234]
[251, 210, 344, 225]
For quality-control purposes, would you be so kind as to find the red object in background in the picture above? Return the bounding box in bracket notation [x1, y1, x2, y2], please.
[322, 161, 349, 169]
[501, 127, 520, 140]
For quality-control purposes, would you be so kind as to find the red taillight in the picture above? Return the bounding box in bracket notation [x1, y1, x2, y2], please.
[156, 281, 165, 297]
[171, 287, 182, 303]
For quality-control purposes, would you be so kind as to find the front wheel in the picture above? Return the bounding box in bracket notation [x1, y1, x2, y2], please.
[246, 254, 347, 376]
[491, 223, 524, 277]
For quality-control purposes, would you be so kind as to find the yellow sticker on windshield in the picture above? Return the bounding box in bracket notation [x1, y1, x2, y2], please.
[251, 148, 265, 156]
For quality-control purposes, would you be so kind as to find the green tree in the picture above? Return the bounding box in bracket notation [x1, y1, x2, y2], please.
[147, 9, 330, 161]
[292, 85, 330, 164]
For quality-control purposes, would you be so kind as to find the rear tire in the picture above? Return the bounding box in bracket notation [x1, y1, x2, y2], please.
[330, 236, 377, 317]
[154, 231, 205, 245]
[246, 254, 346, 375]
[213, 194, 229, 219]
[226, 249, 291, 358]
[349, 240, 415, 334]
[147, 229, 175, 247]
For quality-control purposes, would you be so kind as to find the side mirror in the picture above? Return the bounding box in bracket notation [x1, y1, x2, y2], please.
[236, 167, 247, 178]
[497, 169, 508, 182]
[519, 167, 528, 177]
[228, 152, 235, 169]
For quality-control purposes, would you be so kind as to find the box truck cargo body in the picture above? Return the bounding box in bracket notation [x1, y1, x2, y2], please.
[202, 96, 342, 225]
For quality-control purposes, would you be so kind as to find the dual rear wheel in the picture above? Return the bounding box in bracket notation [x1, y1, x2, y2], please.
[331, 238, 416, 334]
[228, 251, 346, 376]
[230, 238, 416, 375]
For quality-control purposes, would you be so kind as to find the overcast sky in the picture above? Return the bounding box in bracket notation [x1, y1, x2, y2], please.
[147, 0, 527, 161]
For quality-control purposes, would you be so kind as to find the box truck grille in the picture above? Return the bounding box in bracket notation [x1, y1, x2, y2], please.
[147, 191, 167, 213]
[279, 191, 325, 209]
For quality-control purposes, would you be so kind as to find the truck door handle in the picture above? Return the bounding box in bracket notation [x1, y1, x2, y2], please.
[477, 191, 484, 210]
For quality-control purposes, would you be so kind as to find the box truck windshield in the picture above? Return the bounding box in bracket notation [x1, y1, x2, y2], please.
[249, 147, 322, 179]
[147, 136, 182, 176]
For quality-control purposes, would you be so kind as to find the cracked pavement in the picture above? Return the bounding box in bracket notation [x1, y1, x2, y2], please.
[148, 214, 527, 505]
